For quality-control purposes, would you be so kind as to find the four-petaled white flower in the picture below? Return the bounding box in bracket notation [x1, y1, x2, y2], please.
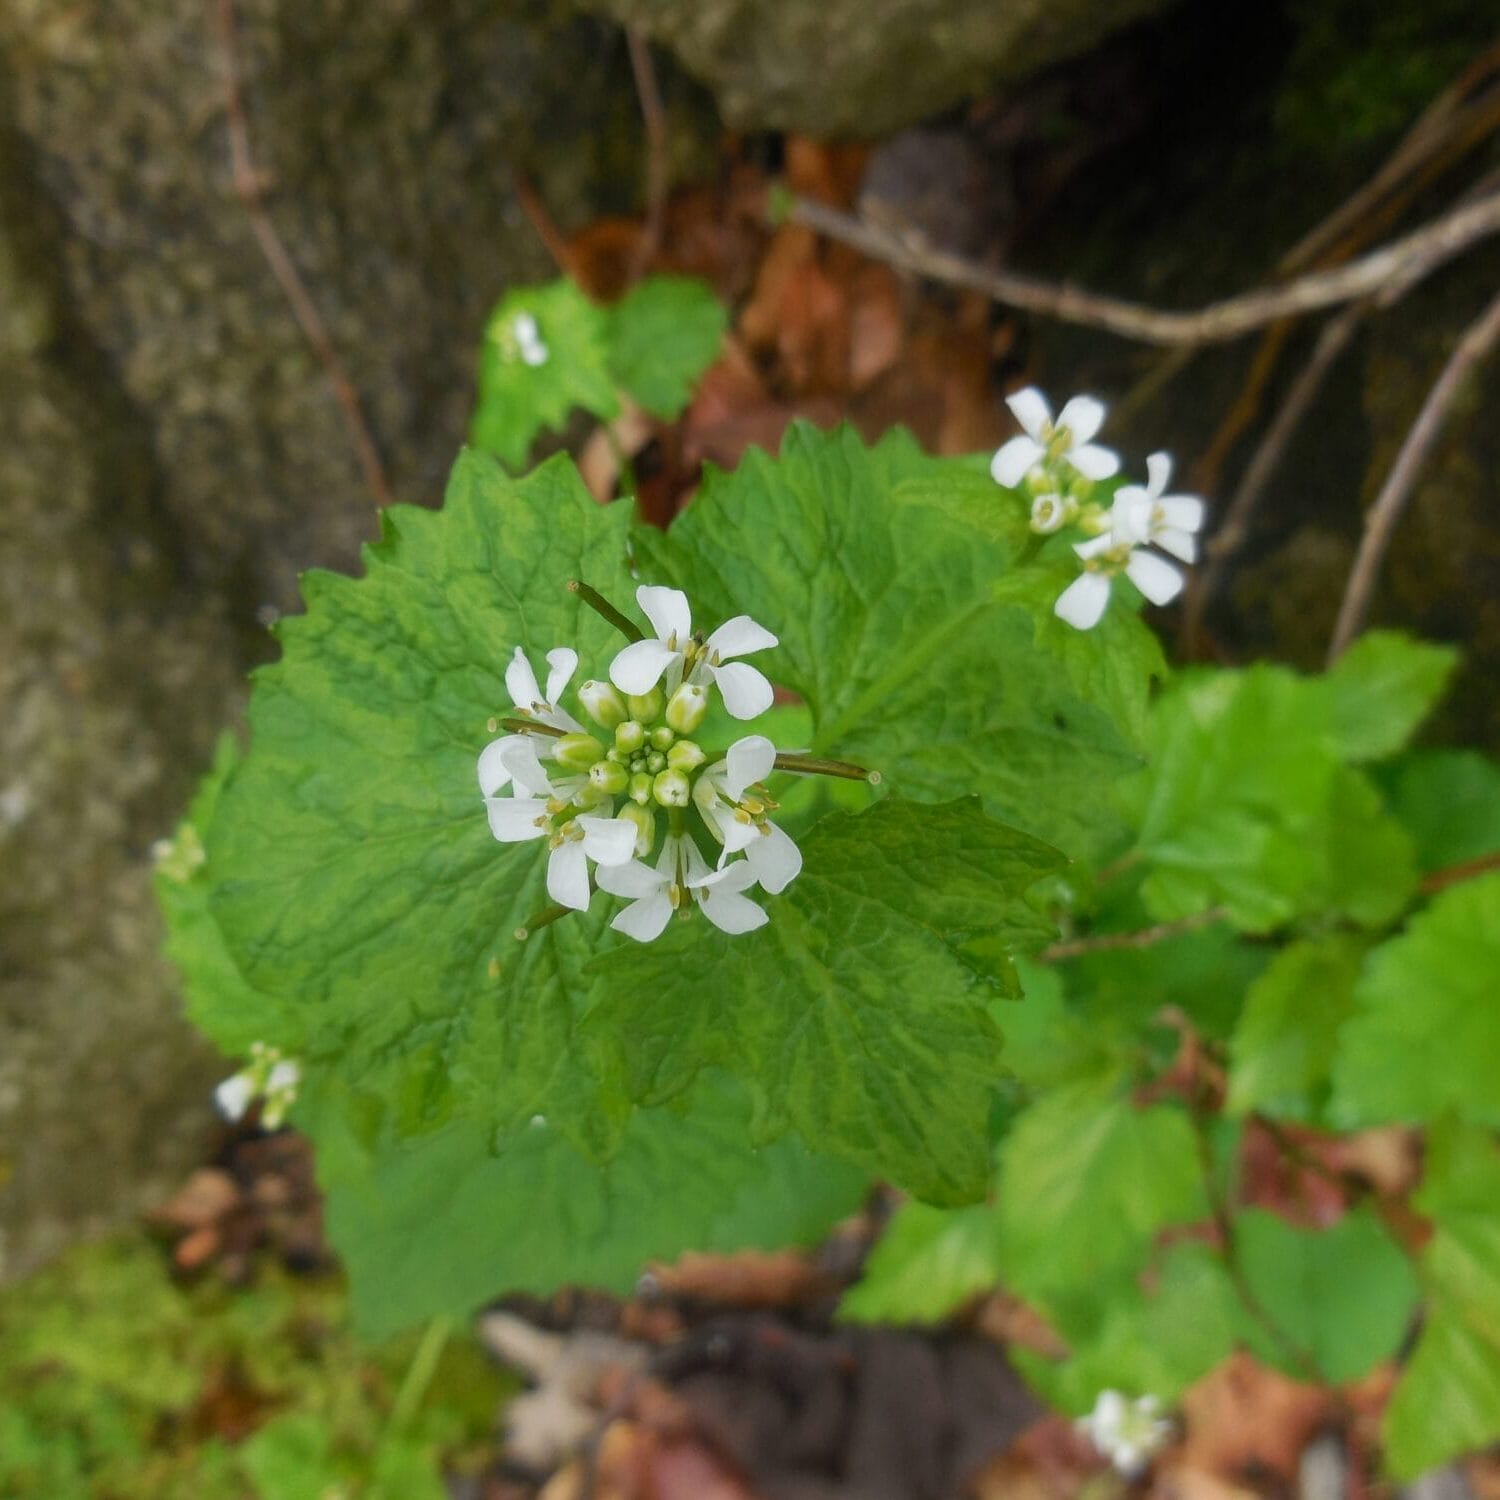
[478, 646, 587, 797]
[1078, 1390, 1172, 1478]
[1112, 451, 1205, 563]
[214, 1044, 301, 1131]
[991, 387, 1121, 489]
[693, 735, 803, 890]
[596, 832, 709, 942]
[485, 737, 637, 909]
[610, 586, 778, 720]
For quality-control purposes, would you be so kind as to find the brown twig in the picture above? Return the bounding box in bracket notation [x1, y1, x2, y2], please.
[1037, 907, 1225, 963]
[625, 29, 669, 281]
[513, 170, 577, 278]
[1328, 282, 1500, 661]
[787, 192, 1500, 346]
[1420, 848, 1500, 894]
[215, 0, 392, 509]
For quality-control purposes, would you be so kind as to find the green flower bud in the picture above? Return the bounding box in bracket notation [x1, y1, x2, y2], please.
[572, 783, 606, 810]
[628, 771, 655, 806]
[578, 679, 628, 730]
[614, 719, 647, 754]
[589, 759, 629, 796]
[666, 739, 706, 772]
[554, 732, 606, 773]
[665, 682, 709, 735]
[652, 768, 692, 807]
[626, 686, 665, 722]
[618, 801, 657, 858]
[649, 725, 676, 750]
[646, 751, 667, 773]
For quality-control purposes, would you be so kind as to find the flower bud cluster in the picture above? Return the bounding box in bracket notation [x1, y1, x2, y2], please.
[478, 587, 804, 941]
[990, 387, 1208, 631]
[213, 1041, 301, 1131]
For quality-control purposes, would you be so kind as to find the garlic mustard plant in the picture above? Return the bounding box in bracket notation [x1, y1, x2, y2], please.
[990, 387, 1121, 488]
[1078, 1390, 1173, 1477]
[214, 1042, 301, 1131]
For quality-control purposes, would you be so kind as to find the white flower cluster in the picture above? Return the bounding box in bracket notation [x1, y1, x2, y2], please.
[496, 310, 549, 368]
[214, 1042, 301, 1130]
[1078, 1390, 1173, 1477]
[991, 388, 1206, 631]
[479, 586, 802, 941]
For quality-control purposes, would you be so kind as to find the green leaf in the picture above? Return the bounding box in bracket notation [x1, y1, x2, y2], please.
[205, 451, 645, 1152]
[1015, 1242, 1243, 1414]
[605, 275, 727, 419]
[1227, 935, 1366, 1124]
[995, 1077, 1207, 1303]
[839, 1201, 1002, 1324]
[1331, 873, 1500, 1129]
[1131, 665, 1416, 931]
[471, 281, 619, 468]
[1382, 749, 1500, 874]
[1324, 630, 1456, 762]
[583, 797, 1065, 1204]
[1384, 1122, 1500, 1477]
[312, 1073, 867, 1340]
[1235, 1207, 1418, 1383]
[638, 423, 1161, 857]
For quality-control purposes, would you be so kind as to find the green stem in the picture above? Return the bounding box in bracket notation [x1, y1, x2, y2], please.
[567, 579, 644, 642]
[515, 903, 570, 941]
[388, 1315, 452, 1434]
[773, 753, 881, 784]
[497, 716, 567, 738]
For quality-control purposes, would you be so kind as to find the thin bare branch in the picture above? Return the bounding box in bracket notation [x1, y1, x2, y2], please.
[787, 192, 1500, 347]
[215, 0, 392, 509]
[625, 29, 669, 280]
[1329, 282, 1500, 661]
[1038, 907, 1225, 963]
[1420, 847, 1500, 894]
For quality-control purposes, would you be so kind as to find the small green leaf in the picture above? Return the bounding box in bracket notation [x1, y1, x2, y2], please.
[1381, 749, 1500, 874]
[605, 275, 726, 419]
[472, 281, 619, 468]
[839, 1201, 1003, 1324]
[995, 1077, 1207, 1302]
[1384, 1121, 1500, 1477]
[1227, 935, 1366, 1124]
[1324, 630, 1456, 762]
[584, 798, 1065, 1205]
[1234, 1207, 1418, 1383]
[1331, 873, 1500, 1129]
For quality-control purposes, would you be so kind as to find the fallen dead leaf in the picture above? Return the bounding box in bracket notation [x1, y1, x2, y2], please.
[1179, 1352, 1333, 1481]
[649, 1249, 833, 1310]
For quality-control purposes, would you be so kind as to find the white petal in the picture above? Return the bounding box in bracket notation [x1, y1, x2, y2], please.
[693, 859, 759, 895]
[725, 735, 777, 799]
[1144, 451, 1172, 499]
[597, 858, 666, 898]
[1057, 394, 1106, 445]
[214, 1073, 255, 1122]
[1073, 533, 1116, 561]
[1125, 549, 1185, 605]
[578, 815, 637, 866]
[746, 823, 801, 894]
[478, 735, 520, 796]
[636, 584, 692, 645]
[1154, 526, 1197, 563]
[547, 840, 592, 910]
[709, 661, 774, 719]
[678, 834, 712, 885]
[505, 647, 543, 712]
[989, 434, 1043, 488]
[609, 638, 678, 695]
[700, 886, 768, 934]
[486, 795, 548, 842]
[1108, 492, 1153, 547]
[499, 737, 554, 797]
[1054, 572, 1112, 630]
[539, 705, 587, 734]
[1158, 495, 1205, 532]
[1092, 1391, 1127, 1432]
[704, 614, 778, 661]
[1066, 442, 1121, 480]
[1005, 385, 1052, 438]
[1113, 1443, 1146, 1478]
[266, 1060, 300, 1092]
[544, 647, 578, 704]
[612, 892, 674, 942]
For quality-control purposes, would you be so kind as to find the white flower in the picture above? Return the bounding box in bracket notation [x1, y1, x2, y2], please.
[991, 387, 1121, 489]
[1113, 452, 1205, 562]
[598, 834, 775, 940]
[609, 586, 778, 720]
[1029, 493, 1070, 534]
[513, 312, 549, 367]
[1078, 1391, 1172, 1478]
[478, 646, 587, 797]
[692, 735, 802, 891]
[214, 1043, 301, 1129]
[485, 780, 638, 911]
